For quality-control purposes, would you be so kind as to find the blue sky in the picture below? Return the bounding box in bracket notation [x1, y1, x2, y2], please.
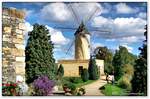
[3, 2, 147, 60]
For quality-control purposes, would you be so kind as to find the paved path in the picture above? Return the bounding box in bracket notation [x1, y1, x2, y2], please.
[82, 76, 107, 96]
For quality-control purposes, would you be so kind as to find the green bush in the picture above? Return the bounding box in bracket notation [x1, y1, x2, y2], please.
[118, 76, 131, 90]
[63, 82, 76, 94]
[81, 69, 89, 82]
[63, 77, 83, 84]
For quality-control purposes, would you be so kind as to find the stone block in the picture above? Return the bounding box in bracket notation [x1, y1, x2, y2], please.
[17, 35, 24, 39]
[3, 47, 11, 51]
[3, 61, 9, 66]
[13, 38, 24, 44]
[16, 29, 23, 34]
[12, 48, 25, 56]
[3, 37, 10, 42]
[16, 66, 25, 74]
[19, 23, 26, 30]
[3, 15, 10, 19]
[4, 27, 11, 33]
[15, 44, 25, 50]
[16, 57, 25, 62]
[2, 18, 11, 25]
[15, 62, 25, 67]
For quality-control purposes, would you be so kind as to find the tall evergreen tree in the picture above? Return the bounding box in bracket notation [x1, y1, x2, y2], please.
[88, 57, 99, 80]
[81, 68, 89, 82]
[57, 64, 64, 78]
[131, 25, 147, 95]
[25, 23, 57, 84]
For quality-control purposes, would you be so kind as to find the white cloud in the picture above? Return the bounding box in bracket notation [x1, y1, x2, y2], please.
[137, 12, 147, 19]
[92, 16, 146, 44]
[24, 22, 33, 45]
[24, 22, 70, 46]
[25, 22, 33, 32]
[92, 16, 113, 28]
[40, 3, 72, 22]
[115, 3, 139, 14]
[46, 26, 70, 45]
[40, 3, 107, 23]
[118, 36, 139, 43]
[23, 9, 34, 18]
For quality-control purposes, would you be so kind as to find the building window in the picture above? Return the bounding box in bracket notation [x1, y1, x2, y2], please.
[79, 66, 83, 75]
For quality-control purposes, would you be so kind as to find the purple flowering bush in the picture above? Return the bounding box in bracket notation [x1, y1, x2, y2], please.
[33, 76, 55, 96]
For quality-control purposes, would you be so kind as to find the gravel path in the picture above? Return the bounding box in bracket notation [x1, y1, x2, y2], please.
[82, 76, 107, 96]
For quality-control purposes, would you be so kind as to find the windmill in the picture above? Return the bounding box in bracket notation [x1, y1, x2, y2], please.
[52, 3, 111, 60]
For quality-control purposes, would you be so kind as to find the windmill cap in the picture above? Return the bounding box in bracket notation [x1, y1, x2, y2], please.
[74, 22, 90, 35]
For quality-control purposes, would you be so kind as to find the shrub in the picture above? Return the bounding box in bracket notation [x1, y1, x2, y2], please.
[33, 76, 55, 96]
[63, 82, 76, 95]
[63, 77, 83, 84]
[118, 76, 131, 90]
[81, 68, 89, 82]
[70, 77, 83, 83]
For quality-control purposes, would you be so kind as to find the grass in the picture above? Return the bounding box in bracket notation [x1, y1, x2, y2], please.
[100, 84, 128, 96]
[75, 80, 96, 88]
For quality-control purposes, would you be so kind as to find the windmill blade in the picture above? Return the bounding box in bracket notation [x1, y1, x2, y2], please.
[68, 3, 80, 25]
[53, 26, 111, 34]
[89, 28, 111, 33]
[66, 38, 75, 55]
[53, 26, 77, 30]
[96, 33, 143, 39]
[84, 6, 100, 24]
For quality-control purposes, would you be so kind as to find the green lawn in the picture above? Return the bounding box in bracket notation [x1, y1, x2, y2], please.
[100, 84, 128, 96]
[75, 80, 96, 88]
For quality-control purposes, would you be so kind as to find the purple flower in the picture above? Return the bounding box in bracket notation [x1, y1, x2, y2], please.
[33, 76, 55, 96]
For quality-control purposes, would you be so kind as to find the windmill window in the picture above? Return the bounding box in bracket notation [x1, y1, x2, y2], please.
[79, 66, 83, 75]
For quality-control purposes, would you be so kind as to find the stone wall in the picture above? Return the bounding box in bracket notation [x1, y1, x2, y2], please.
[2, 8, 26, 83]
[95, 59, 105, 75]
[58, 60, 89, 77]
[58, 59, 104, 77]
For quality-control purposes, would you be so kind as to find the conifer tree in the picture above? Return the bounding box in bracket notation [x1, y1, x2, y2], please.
[57, 64, 64, 78]
[81, 68, 89, 82]
[25, 23, 57, 84]
[88, 57, 99, 80]
[131, 25, 147, 95]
